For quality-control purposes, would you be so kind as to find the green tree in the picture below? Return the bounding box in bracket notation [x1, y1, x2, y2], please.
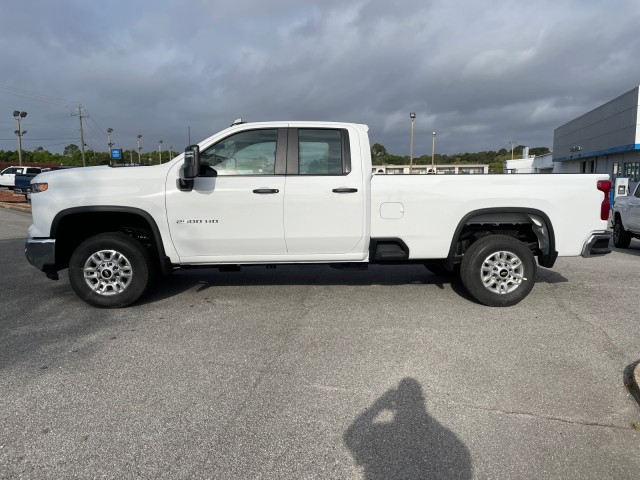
[371, 143, 387, 158]
[64, 144, 79, 157]
[370, 143, 389, 165]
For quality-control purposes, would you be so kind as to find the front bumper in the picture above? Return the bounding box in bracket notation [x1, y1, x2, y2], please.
[581, 231, 612, 257]
[25, 237, 58, 279]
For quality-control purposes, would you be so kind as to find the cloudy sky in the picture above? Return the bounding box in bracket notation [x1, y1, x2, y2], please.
[1, 0, 640, 157]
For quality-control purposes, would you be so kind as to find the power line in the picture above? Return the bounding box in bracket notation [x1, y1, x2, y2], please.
[0, 137, 77, 141]
[0, 84, 77, 109]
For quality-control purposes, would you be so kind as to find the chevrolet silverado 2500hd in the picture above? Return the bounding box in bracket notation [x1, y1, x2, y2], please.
[25, 121, 612, 308]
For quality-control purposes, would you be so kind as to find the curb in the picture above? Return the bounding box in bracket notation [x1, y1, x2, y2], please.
[624, 361, 640, 407]
[0, 203, 31, 214]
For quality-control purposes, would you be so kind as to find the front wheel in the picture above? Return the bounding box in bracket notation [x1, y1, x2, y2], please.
[613, 217, 632, 248]
[460, 235, 536, 307]
[68, 233, 152, 308]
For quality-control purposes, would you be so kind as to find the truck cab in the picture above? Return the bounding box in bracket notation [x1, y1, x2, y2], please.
[167, 122, 368, 262]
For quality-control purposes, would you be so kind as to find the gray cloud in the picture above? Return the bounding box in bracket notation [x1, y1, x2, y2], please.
[1, 0, 640, 156]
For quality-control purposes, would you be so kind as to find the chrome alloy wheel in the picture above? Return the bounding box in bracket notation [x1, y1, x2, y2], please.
[480, 250, 524, 295]
[83, 249, 133, 296]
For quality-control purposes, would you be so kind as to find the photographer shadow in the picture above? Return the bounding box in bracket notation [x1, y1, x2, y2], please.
[344, 378, 472, 480]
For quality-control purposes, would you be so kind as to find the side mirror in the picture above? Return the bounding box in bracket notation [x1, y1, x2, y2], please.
[178, 144, 200, 191]
[182, 144, 200, 178]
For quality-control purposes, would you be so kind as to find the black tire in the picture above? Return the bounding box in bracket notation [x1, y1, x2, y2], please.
[69, 233, 151, 308]
[613, 217, 632, 248]
[460, 235, 536, 307]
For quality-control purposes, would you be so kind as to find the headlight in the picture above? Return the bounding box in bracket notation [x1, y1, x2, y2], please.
[31, 183, 48, 193]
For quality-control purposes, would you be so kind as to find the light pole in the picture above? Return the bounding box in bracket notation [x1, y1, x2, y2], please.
[509, 140, 517, 160]
[409, 112, 416, 174]
[169, 146, 173, 160]
[158, 139, 163, 164]
[136, 134, 142, 164]
[107, 128, 114, 165]
[107, 128, 114, 152]
[13, 110, 27, 166]
[431, 131, 436, 173]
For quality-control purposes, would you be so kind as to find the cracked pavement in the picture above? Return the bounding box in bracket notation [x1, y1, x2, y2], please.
[1, 207, 639, 479]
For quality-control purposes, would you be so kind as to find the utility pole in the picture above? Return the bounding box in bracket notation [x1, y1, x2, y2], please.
[136, 134, 142, 164]
[169, 146, 173, 160]
[72, 105, 87, 167]
[107, 128, 114, 165]
[158, 139, 163, 164]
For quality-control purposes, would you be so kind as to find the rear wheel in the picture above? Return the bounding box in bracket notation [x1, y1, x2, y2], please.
[460, 235, 536, 307]
[69, 233, 151, 308]
[613, 217, 632, 248]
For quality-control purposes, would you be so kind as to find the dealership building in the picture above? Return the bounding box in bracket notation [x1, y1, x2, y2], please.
[552, 85, 640, 184]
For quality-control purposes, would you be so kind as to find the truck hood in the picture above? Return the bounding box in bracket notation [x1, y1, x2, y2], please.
[36, 164, 160, 184]
[32, 163, 177, 209]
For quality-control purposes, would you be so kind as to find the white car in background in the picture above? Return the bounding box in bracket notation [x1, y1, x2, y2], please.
[0, 166, 42, 189]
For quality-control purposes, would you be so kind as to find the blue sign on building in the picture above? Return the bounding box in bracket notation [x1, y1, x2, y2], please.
[111, 148, 123, 160]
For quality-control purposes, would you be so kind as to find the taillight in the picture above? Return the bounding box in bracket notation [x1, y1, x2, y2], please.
[597, 180, 611, 221]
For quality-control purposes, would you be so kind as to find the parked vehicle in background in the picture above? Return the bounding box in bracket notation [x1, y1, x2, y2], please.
[14, 172, 41, 199]
[0, 166, 42, 189]
[15, 166, 75, 200]
[25, 121, 612, 309]
[612, 182, 640, 247]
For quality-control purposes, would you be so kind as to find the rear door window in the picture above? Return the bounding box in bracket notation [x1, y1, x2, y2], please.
[298, 129, 347, 175]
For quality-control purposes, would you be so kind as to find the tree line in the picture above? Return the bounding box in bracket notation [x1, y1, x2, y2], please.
[0, 142, 551, 172]
[0, 144, 172, 167]
[370, 143, 550, 173]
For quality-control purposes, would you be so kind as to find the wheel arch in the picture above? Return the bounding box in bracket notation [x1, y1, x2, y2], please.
[50, 206, 170, 273]
[446, 207, 557, 269]
[613, 210, 623, 223]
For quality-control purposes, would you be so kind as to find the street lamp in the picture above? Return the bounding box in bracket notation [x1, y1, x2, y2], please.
[431, 131, 436, 173]
[13, 110, 27, 166]
[107, 128, 113, 151]
[158, 139, 163, 164]
[107, 128, 114, 165]
[509, 140, 517, 160]
[168, 146, 173, 160]
[136, 134, 142, 164]
[409, 112, 416, 174]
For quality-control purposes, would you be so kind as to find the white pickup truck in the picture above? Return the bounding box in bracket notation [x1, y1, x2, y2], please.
[612, 182, 640, 247]
[25, 121, 612, 308]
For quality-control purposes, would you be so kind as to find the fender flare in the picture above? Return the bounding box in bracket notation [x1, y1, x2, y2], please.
[445, 207, 557, 268]
[50, 206, 171, 274]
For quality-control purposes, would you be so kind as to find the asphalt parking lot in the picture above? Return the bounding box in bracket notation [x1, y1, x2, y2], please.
[1, 206, 639, 479]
